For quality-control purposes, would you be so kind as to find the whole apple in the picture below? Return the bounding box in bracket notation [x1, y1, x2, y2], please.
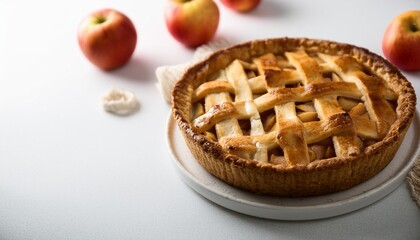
[165, 0, 219, 47]
[220, 0, 261, 12]
[382, 10, 420, 71]
[78, 8, 137, 70]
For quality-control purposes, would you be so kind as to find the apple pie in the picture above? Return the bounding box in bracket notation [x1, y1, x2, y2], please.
[171, 38, 416, 197]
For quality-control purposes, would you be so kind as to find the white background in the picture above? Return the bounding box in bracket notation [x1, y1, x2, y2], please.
[0, 0, 419, 239]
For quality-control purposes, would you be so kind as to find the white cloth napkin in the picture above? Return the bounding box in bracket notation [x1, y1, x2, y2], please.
[155, 39, 420, 207]
[407, 155, 420, 207]
[155, 38, 232, 103]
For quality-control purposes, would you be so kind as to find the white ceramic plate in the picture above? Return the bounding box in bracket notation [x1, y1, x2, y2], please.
[167, 111, 419, 220]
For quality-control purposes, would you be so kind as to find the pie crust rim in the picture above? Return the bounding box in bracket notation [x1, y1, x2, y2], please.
[171, 37, 417, 197]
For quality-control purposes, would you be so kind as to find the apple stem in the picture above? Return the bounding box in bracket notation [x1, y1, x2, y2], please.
[410, 22, 418, 32]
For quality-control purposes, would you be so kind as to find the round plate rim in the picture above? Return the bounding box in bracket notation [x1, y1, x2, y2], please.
[166, 111, 419, 220]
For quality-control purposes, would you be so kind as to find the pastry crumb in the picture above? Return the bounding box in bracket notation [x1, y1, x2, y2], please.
[101, 88, 139, 116]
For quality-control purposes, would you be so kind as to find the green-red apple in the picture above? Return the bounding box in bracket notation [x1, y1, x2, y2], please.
[220, 0, 260, 12]
[78, 8, 137, 70]
[382, 10, 420, 71]
[165, 0, 219, 47]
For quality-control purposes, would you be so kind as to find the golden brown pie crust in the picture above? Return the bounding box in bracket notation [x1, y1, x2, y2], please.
[171, 38, 416, 197]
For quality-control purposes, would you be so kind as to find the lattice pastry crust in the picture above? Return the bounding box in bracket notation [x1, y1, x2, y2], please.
[172, 38, 416, 197]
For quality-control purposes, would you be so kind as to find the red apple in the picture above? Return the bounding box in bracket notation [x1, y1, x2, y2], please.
[78, 8, 137, 70]
[382, 10, 420, 71]
[165, 0, 219, 47]
[220, 0, 260, 12]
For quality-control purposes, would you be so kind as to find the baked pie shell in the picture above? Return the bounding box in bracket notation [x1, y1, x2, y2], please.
[172, 38, 416, 197]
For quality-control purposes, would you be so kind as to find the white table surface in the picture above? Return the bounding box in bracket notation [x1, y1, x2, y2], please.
[0, 0, 419, 239]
